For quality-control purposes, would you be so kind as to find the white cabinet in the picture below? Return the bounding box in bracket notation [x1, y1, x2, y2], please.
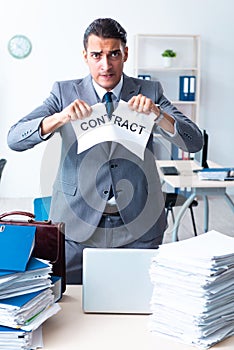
[134, 34, 201, 124]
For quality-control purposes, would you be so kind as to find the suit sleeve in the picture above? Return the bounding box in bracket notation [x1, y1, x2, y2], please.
[152, 80, 203, 153]
[7, 82, 62, 152]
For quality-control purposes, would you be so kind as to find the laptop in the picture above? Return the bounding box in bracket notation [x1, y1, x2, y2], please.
[82, 248, 158, 314]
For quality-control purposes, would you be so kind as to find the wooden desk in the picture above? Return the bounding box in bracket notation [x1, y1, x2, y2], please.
[42, 285, 234, 350]
[157, 160, 234, 241]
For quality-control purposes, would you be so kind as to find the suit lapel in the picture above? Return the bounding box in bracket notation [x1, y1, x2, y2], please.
[120, 74, 141, 101]
[72, 75, 99, 105]
[72, 73, 141, 105]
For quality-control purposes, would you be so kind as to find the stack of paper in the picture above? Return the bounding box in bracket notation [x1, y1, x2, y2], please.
[0, 325, 43, 350]
[149, 231, 234, 349]
[0, 282, 58, 330]
[0, 257, 53, 299]
[197, 168, 234, 181]
[0, 224, 61, 349]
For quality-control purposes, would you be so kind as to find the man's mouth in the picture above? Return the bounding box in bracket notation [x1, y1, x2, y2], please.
[100, 73, 114, 79]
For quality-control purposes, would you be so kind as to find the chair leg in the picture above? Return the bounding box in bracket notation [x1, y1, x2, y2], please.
[165, 208, 169, 219]
[165, 207, 175, 223]
[170, 208, 175, 223]
[189, 207, 197, 236]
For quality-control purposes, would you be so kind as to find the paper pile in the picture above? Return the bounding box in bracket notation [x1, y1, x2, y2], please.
[0, 224, 61, 349]
[149, 231, 234, 349]
[197, 168, 234, 181]
[0, 325, 42, 350]
[0, 257, 52, 299]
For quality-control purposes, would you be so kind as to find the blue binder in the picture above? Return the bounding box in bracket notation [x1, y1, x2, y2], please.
[179, 75, 196, 101]
[0, 225, 36, 272]
[0, 256, 50, 275]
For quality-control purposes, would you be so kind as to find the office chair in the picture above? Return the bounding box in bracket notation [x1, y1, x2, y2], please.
[33, 196, 52, 221]
[0, 159, 7, 182]
[164, 192, 198, 236]
[33, 193, 198, 236]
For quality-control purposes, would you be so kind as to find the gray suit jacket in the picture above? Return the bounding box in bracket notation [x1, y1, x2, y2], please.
[7, 74, 203, 244]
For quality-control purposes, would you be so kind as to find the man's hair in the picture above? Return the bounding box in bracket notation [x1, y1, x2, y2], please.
[83, 18, 127, 50]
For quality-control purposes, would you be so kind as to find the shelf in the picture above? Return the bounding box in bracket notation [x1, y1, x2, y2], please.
[136, 67, 198, 72]
[134, 33, 200, 124]
[136, 34, 199, 38]
[172, 100, 197, 105]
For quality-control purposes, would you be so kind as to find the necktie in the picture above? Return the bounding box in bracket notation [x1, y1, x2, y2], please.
[103, 92, 114, 199]
[104, 92, 114, 119]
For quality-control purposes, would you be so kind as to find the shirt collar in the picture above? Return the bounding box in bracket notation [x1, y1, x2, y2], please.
[92, 75, 123, 102]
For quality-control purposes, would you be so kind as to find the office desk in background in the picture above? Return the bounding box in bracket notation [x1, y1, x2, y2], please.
[157, 160, 234, 241]
[43, 285, 234, 350]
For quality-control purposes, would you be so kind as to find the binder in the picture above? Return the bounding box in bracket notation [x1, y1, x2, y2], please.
[189, 76, 196, 101]
[0, 225, 36, 272]
[0, 211, 66, 293]
[179, 75, 196, 101]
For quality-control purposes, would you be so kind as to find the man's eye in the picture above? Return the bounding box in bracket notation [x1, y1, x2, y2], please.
[111, 51, 120, 57]
[92, 53, 100, 59]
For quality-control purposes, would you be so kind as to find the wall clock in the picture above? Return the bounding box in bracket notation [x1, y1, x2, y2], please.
[8, 35, 32, 59]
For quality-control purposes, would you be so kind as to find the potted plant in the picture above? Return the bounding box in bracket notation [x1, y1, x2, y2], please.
[161, 49, 176, 67]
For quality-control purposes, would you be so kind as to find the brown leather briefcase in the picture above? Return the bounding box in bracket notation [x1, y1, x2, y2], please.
[0, 211, 66, 293]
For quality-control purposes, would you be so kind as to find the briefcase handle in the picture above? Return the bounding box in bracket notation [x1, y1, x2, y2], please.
[0, 211, 52, 224]
[0, 211, 35, 220]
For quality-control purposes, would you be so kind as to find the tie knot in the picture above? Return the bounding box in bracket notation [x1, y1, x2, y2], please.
[103, 91, 113, 103]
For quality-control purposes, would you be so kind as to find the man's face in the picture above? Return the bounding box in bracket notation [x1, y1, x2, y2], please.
[83, 34, 128, 91]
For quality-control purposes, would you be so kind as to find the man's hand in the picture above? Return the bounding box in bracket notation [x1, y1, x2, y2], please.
[128, 94, 160, 117]
[61, 99, 93, 121]
[128, 94, 175, 133]
[41, 99, 92, 135]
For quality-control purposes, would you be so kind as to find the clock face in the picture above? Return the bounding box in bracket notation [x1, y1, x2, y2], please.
[8, 35, 32, 59]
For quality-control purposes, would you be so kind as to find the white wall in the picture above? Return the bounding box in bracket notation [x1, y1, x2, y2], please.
[0, 0, 234, 198]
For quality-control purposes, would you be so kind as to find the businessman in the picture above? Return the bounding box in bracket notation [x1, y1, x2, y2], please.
[8, 18, 203, 284]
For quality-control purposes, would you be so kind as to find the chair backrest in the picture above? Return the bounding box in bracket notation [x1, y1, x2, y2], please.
[0, 159, 7, 181]
[33, 196, 52, 221]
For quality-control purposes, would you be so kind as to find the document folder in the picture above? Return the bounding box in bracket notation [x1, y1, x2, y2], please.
[0, 211, 66, 293]
[179, 75, 196, 101]
[0, 225, 36, 272]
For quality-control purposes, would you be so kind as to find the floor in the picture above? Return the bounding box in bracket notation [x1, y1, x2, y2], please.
[0, 195, 233, 243]
[163, 194, 234, 243]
